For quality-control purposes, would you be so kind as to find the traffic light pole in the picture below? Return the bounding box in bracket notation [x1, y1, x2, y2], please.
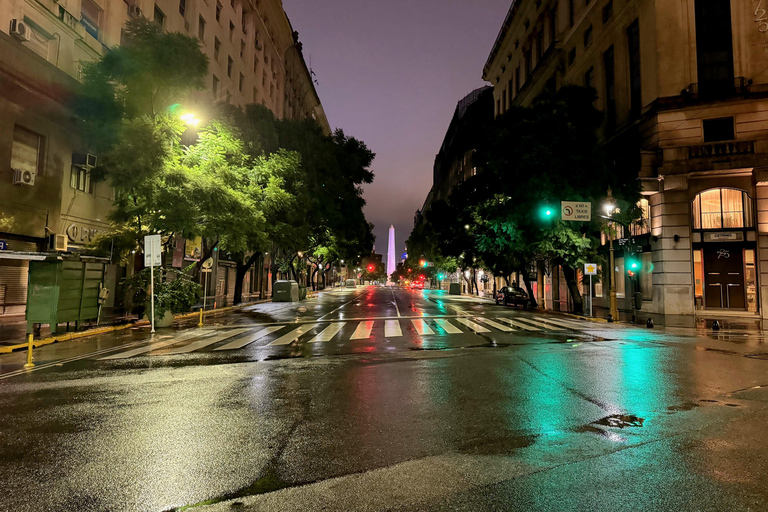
[608, 223, 619, 322]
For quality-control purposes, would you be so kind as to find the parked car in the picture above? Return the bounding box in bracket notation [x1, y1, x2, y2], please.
[495, 286, 528, 308]
[410, 281, 424, 290]
[345, 279, 357, 288]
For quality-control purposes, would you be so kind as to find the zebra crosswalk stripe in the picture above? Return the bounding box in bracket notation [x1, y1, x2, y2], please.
[164, 328, 250, 354]
[538, 317, 587, 329]
[310, 322, 346, 343]
[495, 317, 540, 331]
[100, 329, 211, 360]
[215, 325, 285, 350]
[384, 320, 402, 338]
[474, 317, 514, 332]
[350, 321, 375, 340]
[435, 319, 463, 334]
[514, 317, 564, 330]
[411, 319, 435, 335]
[455, 318, 491, 333]
[269, 324, 319, 346]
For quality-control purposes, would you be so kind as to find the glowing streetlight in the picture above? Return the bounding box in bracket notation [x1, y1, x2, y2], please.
[179, 113, 200, 125]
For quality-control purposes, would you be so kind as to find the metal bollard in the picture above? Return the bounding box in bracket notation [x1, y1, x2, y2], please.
[646, 318, 654, 328]
[712, 319, 721, 331]
[198, 308, 204, 328]
[23, 333, 34, 368]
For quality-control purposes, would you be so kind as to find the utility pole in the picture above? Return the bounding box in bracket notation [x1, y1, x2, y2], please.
[606, 188, 619, 322]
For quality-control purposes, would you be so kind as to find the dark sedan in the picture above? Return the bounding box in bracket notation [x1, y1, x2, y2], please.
[495, 286, 529, 308]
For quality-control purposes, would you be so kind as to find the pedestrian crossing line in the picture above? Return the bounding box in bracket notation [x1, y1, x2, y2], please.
[538, 317, 588, 329]
[494, 317, 540, 331]
[350, 321, 375, 340]
[455, 318, 491, 333]
[309, 322, 347, 343]
[100, 329, 211, 360]
[164, 328, 250, 354]
[434, 319, 463, 334]
[384, 319, 403, 338]
[269, 324, 320, 346]
[215, 325, 285, 350]
[514, 317, 564, 330]
[474, 317, 514, 332]
[411, 319, 435, 335]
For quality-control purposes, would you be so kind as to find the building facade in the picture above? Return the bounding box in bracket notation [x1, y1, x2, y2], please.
[484, 0, 768, 323]
[0, 0, 328, 319]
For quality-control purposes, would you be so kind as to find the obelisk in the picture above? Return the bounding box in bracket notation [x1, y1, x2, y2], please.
[386, 225, 396, 285]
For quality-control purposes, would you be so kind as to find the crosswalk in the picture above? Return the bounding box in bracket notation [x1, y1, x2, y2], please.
[99, 315, 599, 360]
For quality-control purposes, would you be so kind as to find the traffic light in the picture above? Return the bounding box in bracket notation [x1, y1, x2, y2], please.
[367, 264, 375, 272]
[437, 273, 445, 280]
[539, 205, 555, 221]
[627, 255, 641, 276]
[420, 259, 427, 268]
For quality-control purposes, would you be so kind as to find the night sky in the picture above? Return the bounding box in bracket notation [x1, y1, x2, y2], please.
[282, 0, 511, 256]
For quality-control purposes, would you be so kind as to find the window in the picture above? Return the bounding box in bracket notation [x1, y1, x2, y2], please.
[254, 55, 259, 72]
[602, 1, 613, 24]
[568, 48, 576, 66]
[604, 45, 616, 133]
[615, 257, 625, 297]
[694, 0, 735, 96]
[515, 67, 521, 93]
[584, 66, 594, 89]
[692, 188, 753, 230]
[212, 75, 219, 97]
[631, 199, 651, 236]
[703, 117, 735, 142]
[549, 8, 557, 44]
[640, 252, 652, 298]
[214, 37, 221, 60]
[69, 167, 92, 194]
[216, 1, 222, 22]
[198, 16, 206, 41]
[524, 47, 532, 80]
[11, 126, 44, 176]
[242, 12, 247, 33]
[693, 250, 703, 299]
[240, 40, 245, 58]
[227, 56, 233, 77]
[179, 0, 186, 16]
[81, 0, 101, 39]
[594, 265, 603, 297]
[154, 5, 165, 28]
[627, 19, 642, 118]
[239, 72, 244, 92]
[230, 21, 235, 41]
[583, 25, 593, 47]
[537, 31, 544, 60]
[569, 0, 575, 26]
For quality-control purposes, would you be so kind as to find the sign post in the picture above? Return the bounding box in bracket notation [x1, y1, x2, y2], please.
[199, 258, 213, 327]
[561, 201, 592, 222]
[584, 263, 597, 317]
[144, 234, 162, 333]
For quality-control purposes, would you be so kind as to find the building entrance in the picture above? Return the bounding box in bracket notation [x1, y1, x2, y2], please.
[703, 246, 745, 309]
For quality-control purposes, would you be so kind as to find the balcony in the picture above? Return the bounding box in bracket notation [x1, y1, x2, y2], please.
[688, 140, 754, 159]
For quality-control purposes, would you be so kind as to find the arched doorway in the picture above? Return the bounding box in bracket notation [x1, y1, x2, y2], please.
[691, 188, 757, 311]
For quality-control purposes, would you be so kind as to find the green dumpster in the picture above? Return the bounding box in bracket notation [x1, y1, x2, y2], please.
[26, 260, 106, 334]
[449, 283, 462, 295]
[273, 280, 299, 302]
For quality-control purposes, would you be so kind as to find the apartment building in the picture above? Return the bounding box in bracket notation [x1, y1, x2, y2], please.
[484, 0, 768, 323]
[0, 0, 328, 317]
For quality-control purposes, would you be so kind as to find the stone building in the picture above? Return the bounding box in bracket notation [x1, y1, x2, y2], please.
[483, 0, 768, 324]
[0, 0, 328, 319]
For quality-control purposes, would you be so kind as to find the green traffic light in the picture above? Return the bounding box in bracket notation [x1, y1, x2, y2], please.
[546, 210, 552, 216]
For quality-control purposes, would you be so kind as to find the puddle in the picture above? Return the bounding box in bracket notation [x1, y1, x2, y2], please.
[668, 402, 699, 412]
[592, 414, 645, 428]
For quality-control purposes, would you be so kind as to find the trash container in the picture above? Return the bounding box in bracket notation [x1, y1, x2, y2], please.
[299, 286, 307, 300]
[449, 283, 461, 295]
[273, 280, 299, 302]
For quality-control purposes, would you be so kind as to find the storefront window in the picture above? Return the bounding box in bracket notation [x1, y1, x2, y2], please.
[594, 264, 603, 297]
[615, 257, 625, 297]
[693, 249, 704, 300]
[746, 249, 757, 312]
[640, 252, 652, 298]
[692, 188, 753, 230]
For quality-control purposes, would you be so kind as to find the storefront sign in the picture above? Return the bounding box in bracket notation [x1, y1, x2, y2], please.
[703, 232, 743, 242]
[185, 236, 202, 260]
[561, 201, 591, 222]
[66, 223, 105, 244]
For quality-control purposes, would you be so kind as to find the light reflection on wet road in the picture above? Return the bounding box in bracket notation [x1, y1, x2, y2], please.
[2, 286, 768, 511]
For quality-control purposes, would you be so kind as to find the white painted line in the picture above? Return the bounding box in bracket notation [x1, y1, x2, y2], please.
[391, 288, 402, 317]
[455, 318, 491, 333]
[515, 317, 564, 330]
[268, 324, 319, 346]
[474, 317, 513, 332]
[538, 317, 587, 329]
[164, 328, 250, 354]
[384, 320, 403, 337]
[495, 317, 540, 331]
[100, 329, 211, 360]
[450, 305, 471, 316]
[215, 326, 285, 350]
[411, 319, 435, 335]
[309, 322, 346, 343]
[317, 293, 365, 321]
[435, 319, 463, 334]
[350, 321, 375, 340]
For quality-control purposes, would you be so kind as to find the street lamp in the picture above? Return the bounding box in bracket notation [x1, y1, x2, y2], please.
[179, 113, 200, 125]
[604, 187, 619, 322]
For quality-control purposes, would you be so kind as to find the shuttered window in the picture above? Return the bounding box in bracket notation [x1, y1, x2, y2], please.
[11, 126, 43, 175]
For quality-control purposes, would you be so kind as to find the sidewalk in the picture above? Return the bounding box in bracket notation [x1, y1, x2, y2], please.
[0, 311, 138, 348]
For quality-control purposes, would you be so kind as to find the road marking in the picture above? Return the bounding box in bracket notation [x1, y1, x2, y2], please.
[455, 318, 491, 333]
[411, 319, 435, 335]
[474, 317, 513, 332]
[391, 288, 402, 317]
[350, 321, 375, 340]
[215, 326, 285, 350]
[164, 328, 250, 354]
[268, 324, 319, 346]
[450, 305, 471, 316]
[435, 319, 463, 334]
[538, 317, 587, 329]
[100, 330, 211, 360]
[495, 317, 540, 331]
[384, 319, 403, 337]
[309, 322, 346, 343]
[514, 317, 564, 330]
[317, 292, 365, 321]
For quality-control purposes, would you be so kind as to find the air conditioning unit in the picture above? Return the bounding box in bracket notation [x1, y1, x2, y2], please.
[49, 234, 68, 252]
[9, 19, 29, 41]
[12, 169, 35, 186]
[72, 153, 97, 168]
[128, 4, 142, 19]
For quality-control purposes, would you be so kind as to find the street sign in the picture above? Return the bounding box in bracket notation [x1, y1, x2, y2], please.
[0, 241, 7, 250]
[561, 201, 591, 222]
[584, 263, 597, 276]
[144, 235, 162, 267]
[202, 257, 213, 270]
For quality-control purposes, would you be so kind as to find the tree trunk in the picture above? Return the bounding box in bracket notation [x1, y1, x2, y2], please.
[562, 264, 584, 315]
[233, 252, 260, 305]
[520, 268, 538, 308]
[192, 239, 219, 278]
[472, 269, 479, 295]
[310, 266, 318, 290]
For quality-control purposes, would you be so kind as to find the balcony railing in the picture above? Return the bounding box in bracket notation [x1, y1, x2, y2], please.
[688, 140, 754, 159]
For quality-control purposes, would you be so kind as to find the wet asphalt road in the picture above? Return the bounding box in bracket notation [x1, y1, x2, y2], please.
[3, 286, 768, 511]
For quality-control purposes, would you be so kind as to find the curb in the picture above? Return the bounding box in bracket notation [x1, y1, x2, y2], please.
[0, 299, 273, 354]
